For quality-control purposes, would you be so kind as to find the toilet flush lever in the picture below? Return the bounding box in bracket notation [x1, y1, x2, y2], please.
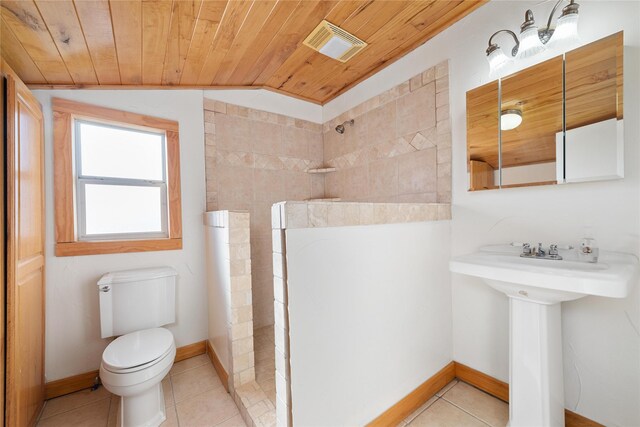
[99, 285, 111, 292]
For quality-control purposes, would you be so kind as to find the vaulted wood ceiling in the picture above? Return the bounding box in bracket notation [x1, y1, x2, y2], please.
[1, 0, 486, 104]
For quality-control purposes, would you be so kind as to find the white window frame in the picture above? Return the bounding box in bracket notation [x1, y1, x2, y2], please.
[74, 119, 169, 241]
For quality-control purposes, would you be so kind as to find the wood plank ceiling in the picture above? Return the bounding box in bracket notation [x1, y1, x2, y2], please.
[1, 0, 486, 104]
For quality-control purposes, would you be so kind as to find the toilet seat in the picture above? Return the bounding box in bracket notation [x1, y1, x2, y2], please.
[102, 328, 174, 374]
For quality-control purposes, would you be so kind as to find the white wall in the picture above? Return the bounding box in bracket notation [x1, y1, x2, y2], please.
[204, 219, 231, 372]
[33, 90, 209, 381]
[499, 162, 557, 186]
[285, 221, 452, 426]
[203, 88, 322, 123]
[324, 1, 640, 425]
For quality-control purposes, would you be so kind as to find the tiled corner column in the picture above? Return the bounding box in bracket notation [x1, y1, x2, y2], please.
[208, 210, 256, 393]
[271, 204, 293, 427]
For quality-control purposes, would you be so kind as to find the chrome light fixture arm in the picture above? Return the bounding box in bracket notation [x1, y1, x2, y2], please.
[487, 29, 520, 57]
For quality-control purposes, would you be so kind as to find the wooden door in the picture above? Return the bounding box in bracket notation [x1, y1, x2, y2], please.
[5, 70, 46, 426]
[0, 63, 6, 427]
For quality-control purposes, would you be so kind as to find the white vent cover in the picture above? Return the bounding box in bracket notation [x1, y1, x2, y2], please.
[303, 20, 367, 62]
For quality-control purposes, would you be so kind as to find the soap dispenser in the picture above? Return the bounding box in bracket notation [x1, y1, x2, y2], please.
[578, 228, 599, 263]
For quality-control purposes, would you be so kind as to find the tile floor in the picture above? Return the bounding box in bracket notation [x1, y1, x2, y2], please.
[400, 379, 509, 427]
[36, 350, 507, 427]
[253, 325, 276, 406]
[36, 354, 247, 427]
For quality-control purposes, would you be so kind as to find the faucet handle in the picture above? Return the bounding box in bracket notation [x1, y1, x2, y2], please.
[549, 244, 559, 257]
[522, 243, 532, 255]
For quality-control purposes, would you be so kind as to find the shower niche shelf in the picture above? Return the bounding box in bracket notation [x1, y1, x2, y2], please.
[306, 167, 336, 174]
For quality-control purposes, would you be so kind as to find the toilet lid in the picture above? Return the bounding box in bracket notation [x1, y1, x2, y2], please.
[103, 328, 174, 371]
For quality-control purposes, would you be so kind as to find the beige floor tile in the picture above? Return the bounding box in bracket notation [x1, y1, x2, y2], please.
[442, 382, 508, 427]
[161, 405, 179, 427]
[40, 386, 111, 420]
[216, 414, 247, 427]
[172, 363, 224, 403]
[436, 379, 459, 397]
[107, 395, 119, 427]
[408, 399, 487, 427]
[256, 408, 276, 427]
[176, 388, 240, 427]
[163, 377, 174, 407]
[403, 395, 439, 424]
[170, 354, 210, 376]
[37, 398, 110, 427]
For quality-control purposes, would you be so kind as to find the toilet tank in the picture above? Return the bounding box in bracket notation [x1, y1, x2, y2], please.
[98, 267, 177, 338]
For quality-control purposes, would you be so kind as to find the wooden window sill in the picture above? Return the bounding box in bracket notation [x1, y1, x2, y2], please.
[55, 238, 182, 257]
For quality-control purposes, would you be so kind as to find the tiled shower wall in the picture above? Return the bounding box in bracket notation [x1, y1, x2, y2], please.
[204, 99, 324, 328]
[203, 61, 451, 328]
[323, 60, 451, 203]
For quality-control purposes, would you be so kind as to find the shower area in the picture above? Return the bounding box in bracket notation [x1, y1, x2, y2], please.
[203, 98, 326, 425]
[203, 59, 451, 427]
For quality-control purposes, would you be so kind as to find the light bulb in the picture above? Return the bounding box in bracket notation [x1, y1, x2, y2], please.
[501, 110, 523, 131]
[517, 26, 546, 59]
[487, 45, 511, 74]
[548, 13, 579, 48]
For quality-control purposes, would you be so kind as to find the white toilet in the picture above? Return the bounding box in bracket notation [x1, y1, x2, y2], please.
[98, 267, 178, 427]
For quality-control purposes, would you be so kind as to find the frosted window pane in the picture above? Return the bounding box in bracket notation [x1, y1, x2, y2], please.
[84, 184, 163, 235]
[79, 121, 164, 180]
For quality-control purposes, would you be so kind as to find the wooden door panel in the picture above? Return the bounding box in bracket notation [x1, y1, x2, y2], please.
[6, 71, 46, 427]
[17, 271, 44, 427]
[17, 96, 44, 260]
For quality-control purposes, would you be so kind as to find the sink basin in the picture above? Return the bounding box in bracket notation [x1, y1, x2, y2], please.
[451, 244, 638, 304]
[450, 244, 638, 427]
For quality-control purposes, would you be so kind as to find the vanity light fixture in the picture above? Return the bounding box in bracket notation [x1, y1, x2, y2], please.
[501, 109, 523, 131]
[486, 0, 580, 73]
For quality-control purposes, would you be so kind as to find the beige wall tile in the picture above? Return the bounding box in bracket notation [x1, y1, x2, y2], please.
[396, 82, 436, 138]
[283, 127, 310, 159]
[251, 121, 283, 155]
[366, 101, 396, 145]
[253, 169, 286, 203]
[283, 171, 311, 201]
[368, 158, 399, 198]
[398, 148, 437, 195]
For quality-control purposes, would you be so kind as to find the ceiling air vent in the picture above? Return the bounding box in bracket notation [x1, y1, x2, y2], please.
[303, 20, 367, 62]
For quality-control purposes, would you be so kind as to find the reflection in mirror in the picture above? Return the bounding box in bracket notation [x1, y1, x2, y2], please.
[500, 56, 564, 188]
[467, 80, 499, 191]
[563, 32, 623, 183]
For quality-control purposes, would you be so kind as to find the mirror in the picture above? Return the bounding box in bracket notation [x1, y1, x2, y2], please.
[466, 31, 623, 191]
[500, 56, 563, 188]
[467, 81, 499, 190]
[564, 32, 624, 183]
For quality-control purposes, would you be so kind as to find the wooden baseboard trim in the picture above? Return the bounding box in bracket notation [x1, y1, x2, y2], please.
[453, 361, 604, 427]
[367, 361, 456, 426]
[45, 340, 208, 400]
[175, 340, 207, 362]
[454, 362, 509, 402]
[206, 340, 229, 392]
[44, 370, 100, 400]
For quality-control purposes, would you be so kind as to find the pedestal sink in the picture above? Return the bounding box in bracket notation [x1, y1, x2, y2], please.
[450, 245, 638, 427]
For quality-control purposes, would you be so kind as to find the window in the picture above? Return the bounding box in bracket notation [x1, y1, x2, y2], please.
[53, 98, 182, 256]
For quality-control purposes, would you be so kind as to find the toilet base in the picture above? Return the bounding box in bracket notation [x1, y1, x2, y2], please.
[119, 382, 166, 427]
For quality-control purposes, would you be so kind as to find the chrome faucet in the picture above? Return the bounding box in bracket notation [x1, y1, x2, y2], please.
[520, 243, 563, 260]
